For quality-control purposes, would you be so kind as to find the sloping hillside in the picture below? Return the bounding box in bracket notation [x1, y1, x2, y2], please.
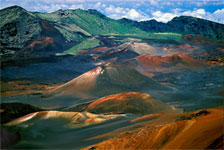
[5, 111, 124, 128]
[46, 64, 170, 98]
[86, 92, 180, 115]
[117, 42, 159, 55]
[84, 107, 223, 149]
[37, 9, 147, 36]
[0, 6, 42, 53]
[119, 16, 224, 40]
[135, 53, 209, 73]
[0, 6, 87, 60]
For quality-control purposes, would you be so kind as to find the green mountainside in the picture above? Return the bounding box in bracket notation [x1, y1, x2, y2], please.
[37, 9, 148, 36]
[0, 6, 89, 57]
[118, 16, 224, 40]
[0, 6, 41, 53]
[0, 5, 223, 60]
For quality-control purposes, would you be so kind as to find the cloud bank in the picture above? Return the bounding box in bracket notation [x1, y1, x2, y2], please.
[0, 0, 223, 23]
[151, 8, 224, 23]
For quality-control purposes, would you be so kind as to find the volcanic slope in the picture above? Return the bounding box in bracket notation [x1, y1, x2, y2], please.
[132, 52, 209, 73]
[0, 6, 90, 64]
[5, 111, 125, 128]
[0, 6, 65, 54]
[92, 42, 160, 63]
[84, 92, 180, 115]
[0, 6, 42, 53]
[116, 42, 159, 55]
[46, 64, 170, 99]
[84, 106, 223, 150]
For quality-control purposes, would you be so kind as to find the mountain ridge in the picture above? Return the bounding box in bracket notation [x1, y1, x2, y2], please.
[118, 15, 224, 40]
[1, 5, 223, 63]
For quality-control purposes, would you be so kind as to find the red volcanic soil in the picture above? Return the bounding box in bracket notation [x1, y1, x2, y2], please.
[28, 37, 54, 50]
[86, 92, 180, 115]
[89, 42, 158, 62]
[89, 46, 109, 53]
[12, 19, 66, 59]
[162, 44, 198, 54]
[169, 44, 195, 51]
[40, 20, 65, 39]
[84, 106, 223, 150]
[135, 52, 208, 73]
[182, 34, 208, 43]
[41, 20, 56, 32]
[105, 48, 128, 55]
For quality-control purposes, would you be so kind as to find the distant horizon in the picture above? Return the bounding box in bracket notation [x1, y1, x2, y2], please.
[1, 5, 224, 25]
[0, 0, 223, 24]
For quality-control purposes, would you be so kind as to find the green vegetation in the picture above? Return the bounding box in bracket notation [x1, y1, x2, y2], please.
[148, 32, 182, 42]
[1, 6, 223, 58]
[37, 9, 148, 36]
[64, 38, 100, 55]
[55, 25, 87, 42]
[154, 32, 181, 35]
[0, 6, 42, 51]
[54, 23, 90, 42]
[113, 37, 143, 43]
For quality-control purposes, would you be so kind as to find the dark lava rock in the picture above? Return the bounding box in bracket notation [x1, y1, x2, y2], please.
[0, 103, 43, 124]
[177, 110, 210, 121]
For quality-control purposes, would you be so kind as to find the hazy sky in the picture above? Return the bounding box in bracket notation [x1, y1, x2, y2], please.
[1, 0, 224, 23]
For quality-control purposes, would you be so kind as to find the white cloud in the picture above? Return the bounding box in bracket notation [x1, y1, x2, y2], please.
[213, 8, 224, 17]
[182, 9, 206, 18]
[149, 0, 158, 6]
[197, 8, 206, 15]
[152, 11, 177, 22]
[151, 8, 224, 24]
[172, 8, 183, 13]
[69, 4, 84, 10]
[32, 4, 69, 12]
[208, 8, 224, 23]
[127, 9, 141, 20]
[41, 0, 85, 4]
[105, 5, 150, 21]
[105, 5, 124, 14]
[1, 0, 223, 24]
[94, 2, 102, 8]
[102, 4, 106, 8]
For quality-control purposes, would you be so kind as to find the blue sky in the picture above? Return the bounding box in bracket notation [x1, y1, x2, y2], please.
[1, 0, 224, 23]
